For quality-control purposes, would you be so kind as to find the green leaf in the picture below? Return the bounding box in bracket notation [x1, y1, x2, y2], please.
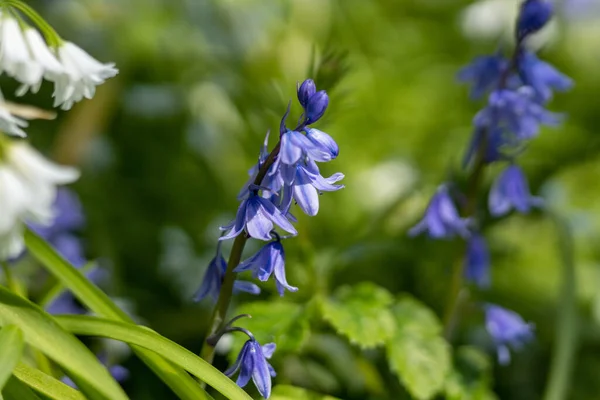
[386, 296, 450, 400]
[2, 377, 42, 400]
[319, 282, 395, 348]
[24, 229, 211, 400]
[54, 315, 252, 400]
[12, 363, 85, 400]
[229, 301, 309, 362]
[0, 286, 127, 400]
[271, 385, 341, 400]
[0, 326, 24, 390]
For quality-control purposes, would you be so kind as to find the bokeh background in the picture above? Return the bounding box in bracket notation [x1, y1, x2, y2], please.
[10, 0, 600, 399]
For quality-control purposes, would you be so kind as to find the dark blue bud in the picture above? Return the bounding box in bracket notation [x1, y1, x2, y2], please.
[516, 0, 553, 41]
[297, 79, 316, 108]
[306, 90, 329, 125]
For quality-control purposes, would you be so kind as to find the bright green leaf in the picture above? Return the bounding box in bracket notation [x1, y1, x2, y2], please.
[386, 296, 450, 400]
[0, 286, 127, 400]
[271, 385, 341, 400]
[0, 326, 24, 391]
[229, 301, 309, 362]
[2, 376, 42, 400]
[54, 315, 252, 400]
[12, 363, 85, 400]
[320, 282, 395, 348]
[24, 229, 210, 400]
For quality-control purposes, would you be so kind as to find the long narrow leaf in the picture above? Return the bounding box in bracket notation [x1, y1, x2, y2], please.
[0, 326, 24, 390]
[2, 377, 42, 400]
[0, 286, 127, 400]
[24, 229, 211, 400]
[56, 315, 251, 400]
[12, 363, 84, 400]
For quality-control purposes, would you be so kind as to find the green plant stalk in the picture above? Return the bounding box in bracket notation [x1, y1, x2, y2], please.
[542, 213, 578, 400]
[200, 142, 281, 364]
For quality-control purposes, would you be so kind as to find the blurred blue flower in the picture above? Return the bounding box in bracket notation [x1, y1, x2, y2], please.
[194, 243, 260, 302]
[474, 88, 562, 141]
[489, 164, 543, 217]
[458, 53, 509, 99]
[518, 51, 573, 103]
[305, 90, 329, 125]
[220, 193, 297, 241]
[485, 304, 534, 365]
[235, 240, 297, 296]
[226, 339, 276, 399]
[463, 126, 519, 167]
[516, 0, 554, 41]
[464, 234, 490, 288]
[409, 185, 471, 239]
[304, 128, 340, 162]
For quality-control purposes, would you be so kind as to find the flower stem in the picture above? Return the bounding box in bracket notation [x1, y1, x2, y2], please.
[200, 141, 281, 364]
[442, 44, 522, 340]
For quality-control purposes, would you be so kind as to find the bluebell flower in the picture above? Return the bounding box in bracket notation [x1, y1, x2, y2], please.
[220, 193, 297, 241]
[409, 185, 471, 239]
[238, 131, 283, 200]
[194, 243, 260, 302]
[297, 79, 316, 109]
[280, 160, 344, 217]
[489, 164, 543, 217]
[518, 51, 573, 103]
[235, 240, 297, 296]
[225, 339, 276, 399]
[305, 90, 329, 125]
[30, 188, 85, 238]
[485, 304, 534, 365]
[458, 53, 509, 99]
[474, 88, 562, 141]
[304, 128, 339, 162]
[464, 234, 490, 288]
[516, 0, 554, 41]
[52, 233, 86, 268]
[280, 129, 318, 166]
[463, 126, 520, 167]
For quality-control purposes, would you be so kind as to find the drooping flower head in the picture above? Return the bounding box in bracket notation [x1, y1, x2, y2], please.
[517, 51, 573, 104]
[489, 164, 543, 217]
[194, 242, 260, 302]
[235, 238, 297, 296]
[458, 53, 510, 99]
[485, 304, 534, 365]
[409, 184, 471, 239]
[226, 338, 276, 399]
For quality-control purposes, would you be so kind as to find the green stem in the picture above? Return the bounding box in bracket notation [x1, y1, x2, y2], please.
[542, 212, 578, 400]
[199, 141, 281, 364]
[3, 0, 62, 46]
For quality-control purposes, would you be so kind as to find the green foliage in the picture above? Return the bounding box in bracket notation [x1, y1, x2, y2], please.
[12, 363, 85, 400]
[271, 385, 341, 400]
[54, 315, 250, 400]
[386, 296, 451, 400]
[2, 377, 42, 400]
[0, 286, 127, 400]
[0, 326, 24, 392]
[232, 301, 310, 357]
[320, 282, 395, 348]
[444, 347, 497, 400]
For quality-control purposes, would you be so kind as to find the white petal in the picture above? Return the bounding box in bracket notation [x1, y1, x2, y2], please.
[8, 142, 80, 185]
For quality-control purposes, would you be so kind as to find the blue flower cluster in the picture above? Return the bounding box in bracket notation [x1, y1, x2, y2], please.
[29, 188, 129, 384]
[196, 79, 343, 397]
[411, 0, 570, 364]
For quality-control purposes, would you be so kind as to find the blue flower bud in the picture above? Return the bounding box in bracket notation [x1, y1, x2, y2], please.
[516, 0, 553, 41]
[306, 90, 329, 124]
[297, 79, 316, 108]
[485, 304, 534, 365]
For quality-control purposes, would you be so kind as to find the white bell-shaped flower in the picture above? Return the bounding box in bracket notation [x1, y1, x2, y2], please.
[16, 28, 64, 96]
[0, 89, 28, 137]
[0, 16, 32, 79]
[0, 140, 79, 258]
[49, 42, 118, 110]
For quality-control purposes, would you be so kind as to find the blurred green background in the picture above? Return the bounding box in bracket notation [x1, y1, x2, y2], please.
[11, 0, 600, 398]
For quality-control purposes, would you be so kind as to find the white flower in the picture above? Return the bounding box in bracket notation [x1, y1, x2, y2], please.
[0, 89, 28, 137]
[0, 141, 79, 259]
[0, 16, 32, 79]
[49, 42, 118, 110]
[15, 28, 64, 96]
